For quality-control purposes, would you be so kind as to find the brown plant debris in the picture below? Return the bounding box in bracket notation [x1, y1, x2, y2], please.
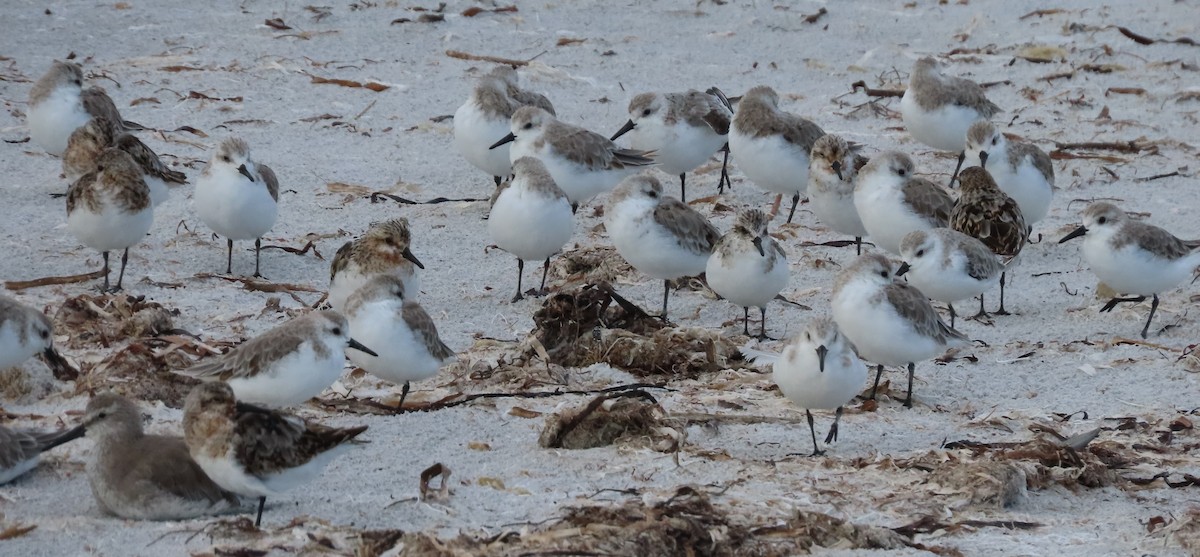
[4, 269, 106, 291]
[531, 284, 748, 377]
[74, 341, 202, 408]
[461, 5, 517, 17]
[53, 294, 178, 349]
[445, 49, 543, 67]
[925, 460, 1027, 509]
[1116, 26, 1199, 47]
[549, 245, 635, 286]
[419, 463, 451, 501]
[802, 7, 828, 23]
[195, 273, 322, 305]
[264, 18, 291, 30]
[303, 72, 389, 92]
[538, 390, 681, 451]
[851, 80, 905, 98]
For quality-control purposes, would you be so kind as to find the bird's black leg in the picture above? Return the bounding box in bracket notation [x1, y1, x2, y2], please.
[679, 173, 687, 203]
[904, 362, 915, 408]
[972, 293, 990, 320]
[786, 193, 801, 224]
[255, 496, 266, 527]
[493, 175, 502, 187]
[660, 279, 671, 322]
[539, 258, 551, 295]
[855, 236, 862, 255]
[742, 306, 750, 336]
[1141, 294, 1160, 339]
[806, 409, 825, 456]
[824, 406, 844, 444]
[718, 144, 731, 193]
[253, 238, 264, 278]
[225, 238, 234, 274]
[995, 272, 1011, 315]
[758, 306, 768, 340]
[868, 364, 884, 400]
[114, 247, 129, 291]
[511, 259, 525, 303]
[398, 381, 411, 408]
[948, 303, 957, 329]
[949, 150, 966, 188]
[101, 251, 111, 291]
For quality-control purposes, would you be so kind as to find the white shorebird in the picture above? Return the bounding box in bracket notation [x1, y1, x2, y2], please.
[897, 228, 1006, 327]
[832, 254, 969, 407]
[454, 66, 555, 188]
[175, 311, 378, 407]
[772, 318, 868, 456]
[900, 56, 1000, 184]
[808, 134, 869, 254]
[194, 138, 279, 277]
[488, 157, 574, 302]
[610, 88, 733, 201]
[65, 147, 154, 292]
[27, 60, 141, 156]
[183, 382, 367, 526]
[0, 295, 74, 379]
[965, 121, 1054, 228]
[853, 151, 954, 255]
[706, 208, 788, 338]
[607, 174, 720, 320]
[1059, 202, 1200, 338]
[490, 106, 654, 209]
[728, 85, 825, 223]
[344, 275, 455, 408]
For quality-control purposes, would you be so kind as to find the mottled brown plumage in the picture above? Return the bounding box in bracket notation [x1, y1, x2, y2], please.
[66, 148, 152, 215]
[950, 167, 1028, 257]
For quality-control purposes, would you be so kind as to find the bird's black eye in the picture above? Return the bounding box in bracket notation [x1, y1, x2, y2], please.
[897, 168, 907, 177]
[879, 270, 889, 278]
[331, 327, 342, 335]
[916, 249, 924, 257]
[221, 156, 231, 163]
[991, 137, 998, 146]
[522, 122, 533, 129]
[647, 190, 658, 198]
[74, 79, 82, 86]
[804, 332, 811, 341]
[642, 109, 651, 116]
[1098, 216, 1107, 225]
[40, 329, 50, 339]
[97, 412, 108, 419]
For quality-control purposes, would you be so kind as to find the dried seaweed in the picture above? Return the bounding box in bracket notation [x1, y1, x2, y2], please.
[74, 342, 201, 408]
[538, 390, 680, 451]
[53, 294, 177, 349]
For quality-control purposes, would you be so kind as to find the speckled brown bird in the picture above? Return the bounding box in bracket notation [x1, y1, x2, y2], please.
[949, 166, 1027, 316]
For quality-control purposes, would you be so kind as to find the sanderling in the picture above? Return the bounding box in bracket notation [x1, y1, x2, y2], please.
[0, 295, 73, 378]
[897, 228, 1005, 327]
[77, 393, 240, 520]
[183, 382, 367, 526]
[853, 151, 954, 255]
[950, 167, 1027, 315]
[965, 121, 1054, 227]
[194, 138, 279, 277]
[488, 157, 574, 302]
[609, 88, 733, 201]
[65, 147, 154, 292]
[1059, 202, 1200, 338]
[0, 424, 84, 485]
[706, 208, 789, 338]
[26, 61, 141, 156]
[808, 134, 870, 254]
[832, 254, 968, 407]
[64, 116, 187, 207]
[344, 275, 455, 407]
[328, 218, 424, 312]
[175, 310, 378, 407]
[490, 106, 655, 209]
[454, 66, 556, 187]
[727, 85, 825, 223]
[773, 318, 868, 456]
[900, 56, 1000, 184]
[607, 174, 720, 320]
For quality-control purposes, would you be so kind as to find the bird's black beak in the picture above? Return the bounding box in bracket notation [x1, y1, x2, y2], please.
[44, 423, 87, 451]
[752, 236, 765, 257]
[610, 119, 636, 141]
[896, 262, 911, 276]
[346, 338, 378, 357]
[831, 160, 843, 181]
[489, 133, 516, 150]
[979, 151, 989, 166]
[816, 345, 828, 373]
[402, 247, 425, 269]
[1059, 226, 1088, 243]
[237, 164, 255, 182]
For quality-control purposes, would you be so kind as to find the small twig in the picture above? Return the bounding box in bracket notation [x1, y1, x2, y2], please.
[850, 80, 904, 98]
[259, 240, 324, 261]
[5, 269, 106, 291]
[802, 7, 827, 24]
[369, 192, 485, 205]
[194, 273, 321, 304]
[1117, 26, 1199, 47]
[1135, 171, 1180, 182]
[445, 49, 544, 67]
[354, 99, 377, 120]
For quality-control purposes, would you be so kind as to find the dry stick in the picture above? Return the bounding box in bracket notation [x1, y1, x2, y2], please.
[850, 80, 904, 98]
[369, 192, 486, 205]
[259, 240, 324, 260]
[5, 269, 106, 291]
[1053, 140, 1150, 153]
[802, 7, 827, 24]
[1117, 26, 1199, 47]
[445, 49, 544, 67]
[194, 273, 320, 304]
[1135, 171, 1181, 182]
